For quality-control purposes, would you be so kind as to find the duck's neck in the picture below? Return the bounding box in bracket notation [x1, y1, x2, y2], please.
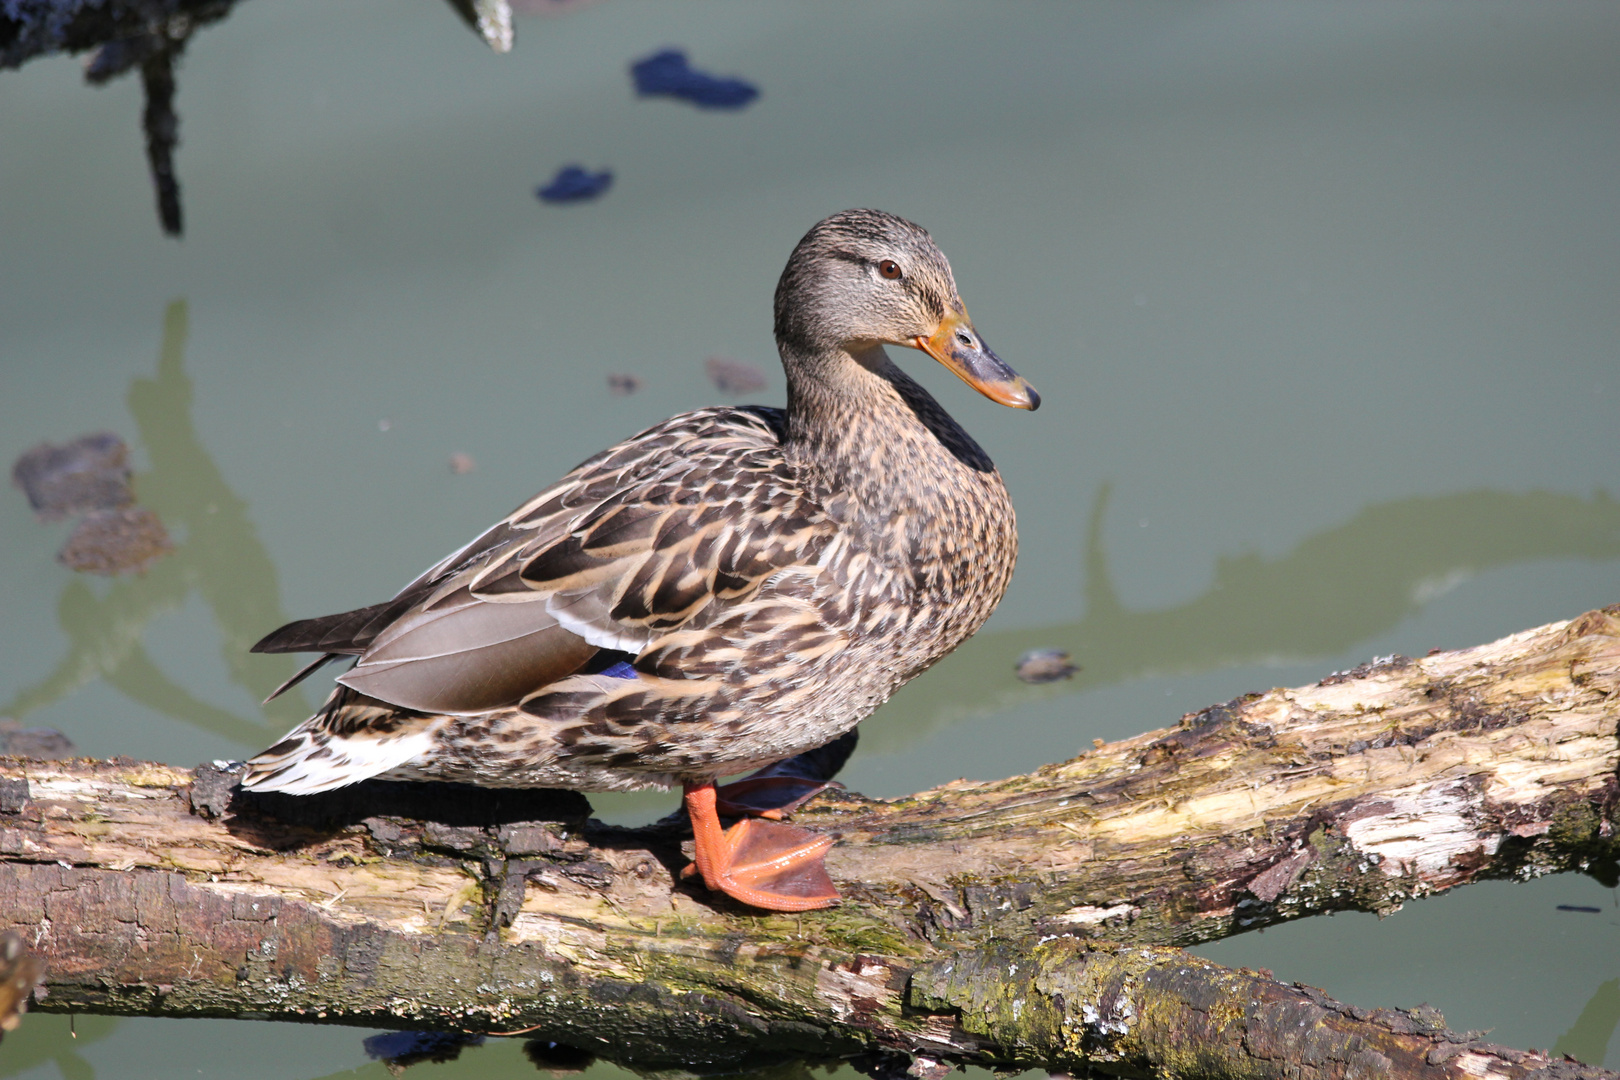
[779, 343, 995, 509]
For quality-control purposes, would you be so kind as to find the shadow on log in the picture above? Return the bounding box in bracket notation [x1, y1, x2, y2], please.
[2, 608, 1619, 1077]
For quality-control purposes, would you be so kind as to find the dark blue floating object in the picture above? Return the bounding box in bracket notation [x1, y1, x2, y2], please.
[536, 166, 613, 203]
[630, 48, 759, 110]
[1557, 904, 1603, 913]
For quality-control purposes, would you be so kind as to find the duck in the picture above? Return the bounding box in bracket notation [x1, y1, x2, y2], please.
[241, 209, 1039, 912]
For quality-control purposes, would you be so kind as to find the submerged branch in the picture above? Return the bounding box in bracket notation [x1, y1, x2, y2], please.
[4, 0, 235, 239]
[2, 0, 510, 237]
[2, 608, 1619, 1076]
[138, 46, 183, 236]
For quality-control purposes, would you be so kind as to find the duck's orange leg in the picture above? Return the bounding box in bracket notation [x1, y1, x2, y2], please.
[683, 780, 840, 912]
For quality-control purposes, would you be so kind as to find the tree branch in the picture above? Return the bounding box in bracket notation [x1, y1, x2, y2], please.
[3, 607, 1618, 1077]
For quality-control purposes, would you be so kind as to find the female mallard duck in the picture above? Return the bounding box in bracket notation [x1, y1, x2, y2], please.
[242, 209, 1039, 911]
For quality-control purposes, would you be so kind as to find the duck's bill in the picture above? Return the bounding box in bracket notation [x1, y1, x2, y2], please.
[913, 314, 1040, 411]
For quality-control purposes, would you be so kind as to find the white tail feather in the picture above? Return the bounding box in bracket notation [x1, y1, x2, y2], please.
[241, 719, 444, 795]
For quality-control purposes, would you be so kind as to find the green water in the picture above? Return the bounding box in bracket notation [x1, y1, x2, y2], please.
[2, 1, 1618, 1075]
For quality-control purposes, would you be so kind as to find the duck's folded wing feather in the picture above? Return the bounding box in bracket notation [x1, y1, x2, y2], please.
[335, 586, 597, 714]
[279, 408, 833, 719]
[250, 598, 411, 655]
[518, 498, 825, 654]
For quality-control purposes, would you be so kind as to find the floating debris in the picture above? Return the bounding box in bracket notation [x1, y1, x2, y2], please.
[14, 431, 177, 575]
[606, 373, 642, 396]
[0, 931, 42, 1044]
[1557, 904, 1603, 914]
[57, 506, 173, 575]
[11, 432, 133, 519]
[0, 720, 75, 760]
[377, 418, 393, 432]
[1016, 648, 1078, 684]
[630, 48, 759, 110]
[536, 166, 613, 203]
[364, 1030, 485, 1071]
[449, 452, 477, 475]
[705, 356, 767, 395]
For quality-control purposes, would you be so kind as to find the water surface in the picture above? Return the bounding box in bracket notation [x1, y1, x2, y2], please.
[2, 1, 1618, 1075]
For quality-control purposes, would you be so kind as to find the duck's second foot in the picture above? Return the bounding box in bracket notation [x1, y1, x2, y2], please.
[712, 773, 841, 820]
[682, 780, 840, 912]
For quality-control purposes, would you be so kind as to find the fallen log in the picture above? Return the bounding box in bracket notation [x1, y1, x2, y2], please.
[2, 607, 1618, 1077]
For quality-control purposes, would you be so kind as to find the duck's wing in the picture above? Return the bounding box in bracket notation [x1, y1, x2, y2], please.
[256, 408, 834, 718]
[249, 521, 532, 705]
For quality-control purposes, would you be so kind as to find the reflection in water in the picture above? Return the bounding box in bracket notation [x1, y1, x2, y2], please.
[0, 1013, 116, 1080]
[864, 483, 1620, 753]
[2, 301, 308, 746]
[1556, 979, 1620, 1068]
[299, 1034, 860, 1080]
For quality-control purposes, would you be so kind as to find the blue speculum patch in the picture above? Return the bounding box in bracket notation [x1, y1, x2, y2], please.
[630, 49, 759, 110]
[598, 660, 637, 680]
[535, 166, 613, 203]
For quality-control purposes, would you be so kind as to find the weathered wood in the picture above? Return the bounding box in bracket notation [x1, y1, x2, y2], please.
[916, 940, 1612, 1080]
[2, 608, 1619, 1077]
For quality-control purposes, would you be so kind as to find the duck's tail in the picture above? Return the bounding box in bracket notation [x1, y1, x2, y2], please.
[241, 686, 444, 795]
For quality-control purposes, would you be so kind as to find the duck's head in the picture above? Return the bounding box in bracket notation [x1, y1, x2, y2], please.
[774, 209, 1040, 411]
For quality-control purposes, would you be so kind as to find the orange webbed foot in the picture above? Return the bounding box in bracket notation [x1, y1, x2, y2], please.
[683, 781, 840, 912]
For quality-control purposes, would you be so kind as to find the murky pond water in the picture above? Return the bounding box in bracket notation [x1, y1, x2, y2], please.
[3, 1, 1618, 1075]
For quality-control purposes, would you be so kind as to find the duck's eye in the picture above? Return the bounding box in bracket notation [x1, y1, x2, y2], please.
[877, 260, 902, 280]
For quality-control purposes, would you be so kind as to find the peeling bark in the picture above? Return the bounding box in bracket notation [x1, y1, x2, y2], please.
[2, 608, 1619, 1077]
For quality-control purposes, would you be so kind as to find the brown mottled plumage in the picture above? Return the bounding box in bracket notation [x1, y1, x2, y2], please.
[242, 210, 1039, 909]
